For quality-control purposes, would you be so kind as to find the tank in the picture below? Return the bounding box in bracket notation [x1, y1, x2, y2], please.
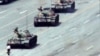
[7, 30, 37, 48]
[34, 8, 59, 26]
[51, 0, 75, 13]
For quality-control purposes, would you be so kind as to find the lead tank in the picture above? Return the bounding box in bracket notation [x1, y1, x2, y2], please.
[7, 30, 37, 48]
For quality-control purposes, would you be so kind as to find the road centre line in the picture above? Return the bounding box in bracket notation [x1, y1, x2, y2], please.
[19, 10, 28, 14]
[86, 45, 94, 51]
[96, 14, 100, 17]
[83, 19, 90, 24]
[0, 10, 7, 14]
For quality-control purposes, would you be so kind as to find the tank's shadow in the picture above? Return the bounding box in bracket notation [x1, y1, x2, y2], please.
[0, 0, 18, 5]
[54, 8, 77, 13]
[34, 22, 61, 27]
[11, 44, 40, 49]
[66, 8, 77, 13]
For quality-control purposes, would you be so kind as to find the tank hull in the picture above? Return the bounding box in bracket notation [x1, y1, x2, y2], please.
[7, 35, 37, 48]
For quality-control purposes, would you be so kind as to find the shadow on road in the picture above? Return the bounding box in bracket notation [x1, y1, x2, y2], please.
[54, 8, 77, 13]
[34, 22, 61, 27]
[11, 44, 40, 49]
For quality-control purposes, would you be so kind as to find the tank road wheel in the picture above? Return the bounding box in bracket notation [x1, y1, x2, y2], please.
[71, 2, 75, 10]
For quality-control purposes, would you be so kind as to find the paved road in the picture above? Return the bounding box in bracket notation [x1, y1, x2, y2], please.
[0, 0, 100, 56]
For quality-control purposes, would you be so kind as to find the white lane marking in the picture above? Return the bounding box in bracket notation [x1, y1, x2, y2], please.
[15, 24, 20, 26]
[69, 27, 77, 31]
[51, 35, 61, 40]
[72, 39, 79, 43]
[19, 10, 28, 14]
[83, 19, 90, 24]
[96, 14, 100, 17]
[86, 45, 94, 51]
[57, 48, 64, 53]
[0, 10, 7, 14]
[75, 55, 79, 56]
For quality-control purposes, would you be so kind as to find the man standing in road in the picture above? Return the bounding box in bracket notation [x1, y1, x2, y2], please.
[7, 45, 11, 56]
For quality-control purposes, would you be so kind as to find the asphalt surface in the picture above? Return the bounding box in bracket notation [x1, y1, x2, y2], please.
[0, 0, 100, 56]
